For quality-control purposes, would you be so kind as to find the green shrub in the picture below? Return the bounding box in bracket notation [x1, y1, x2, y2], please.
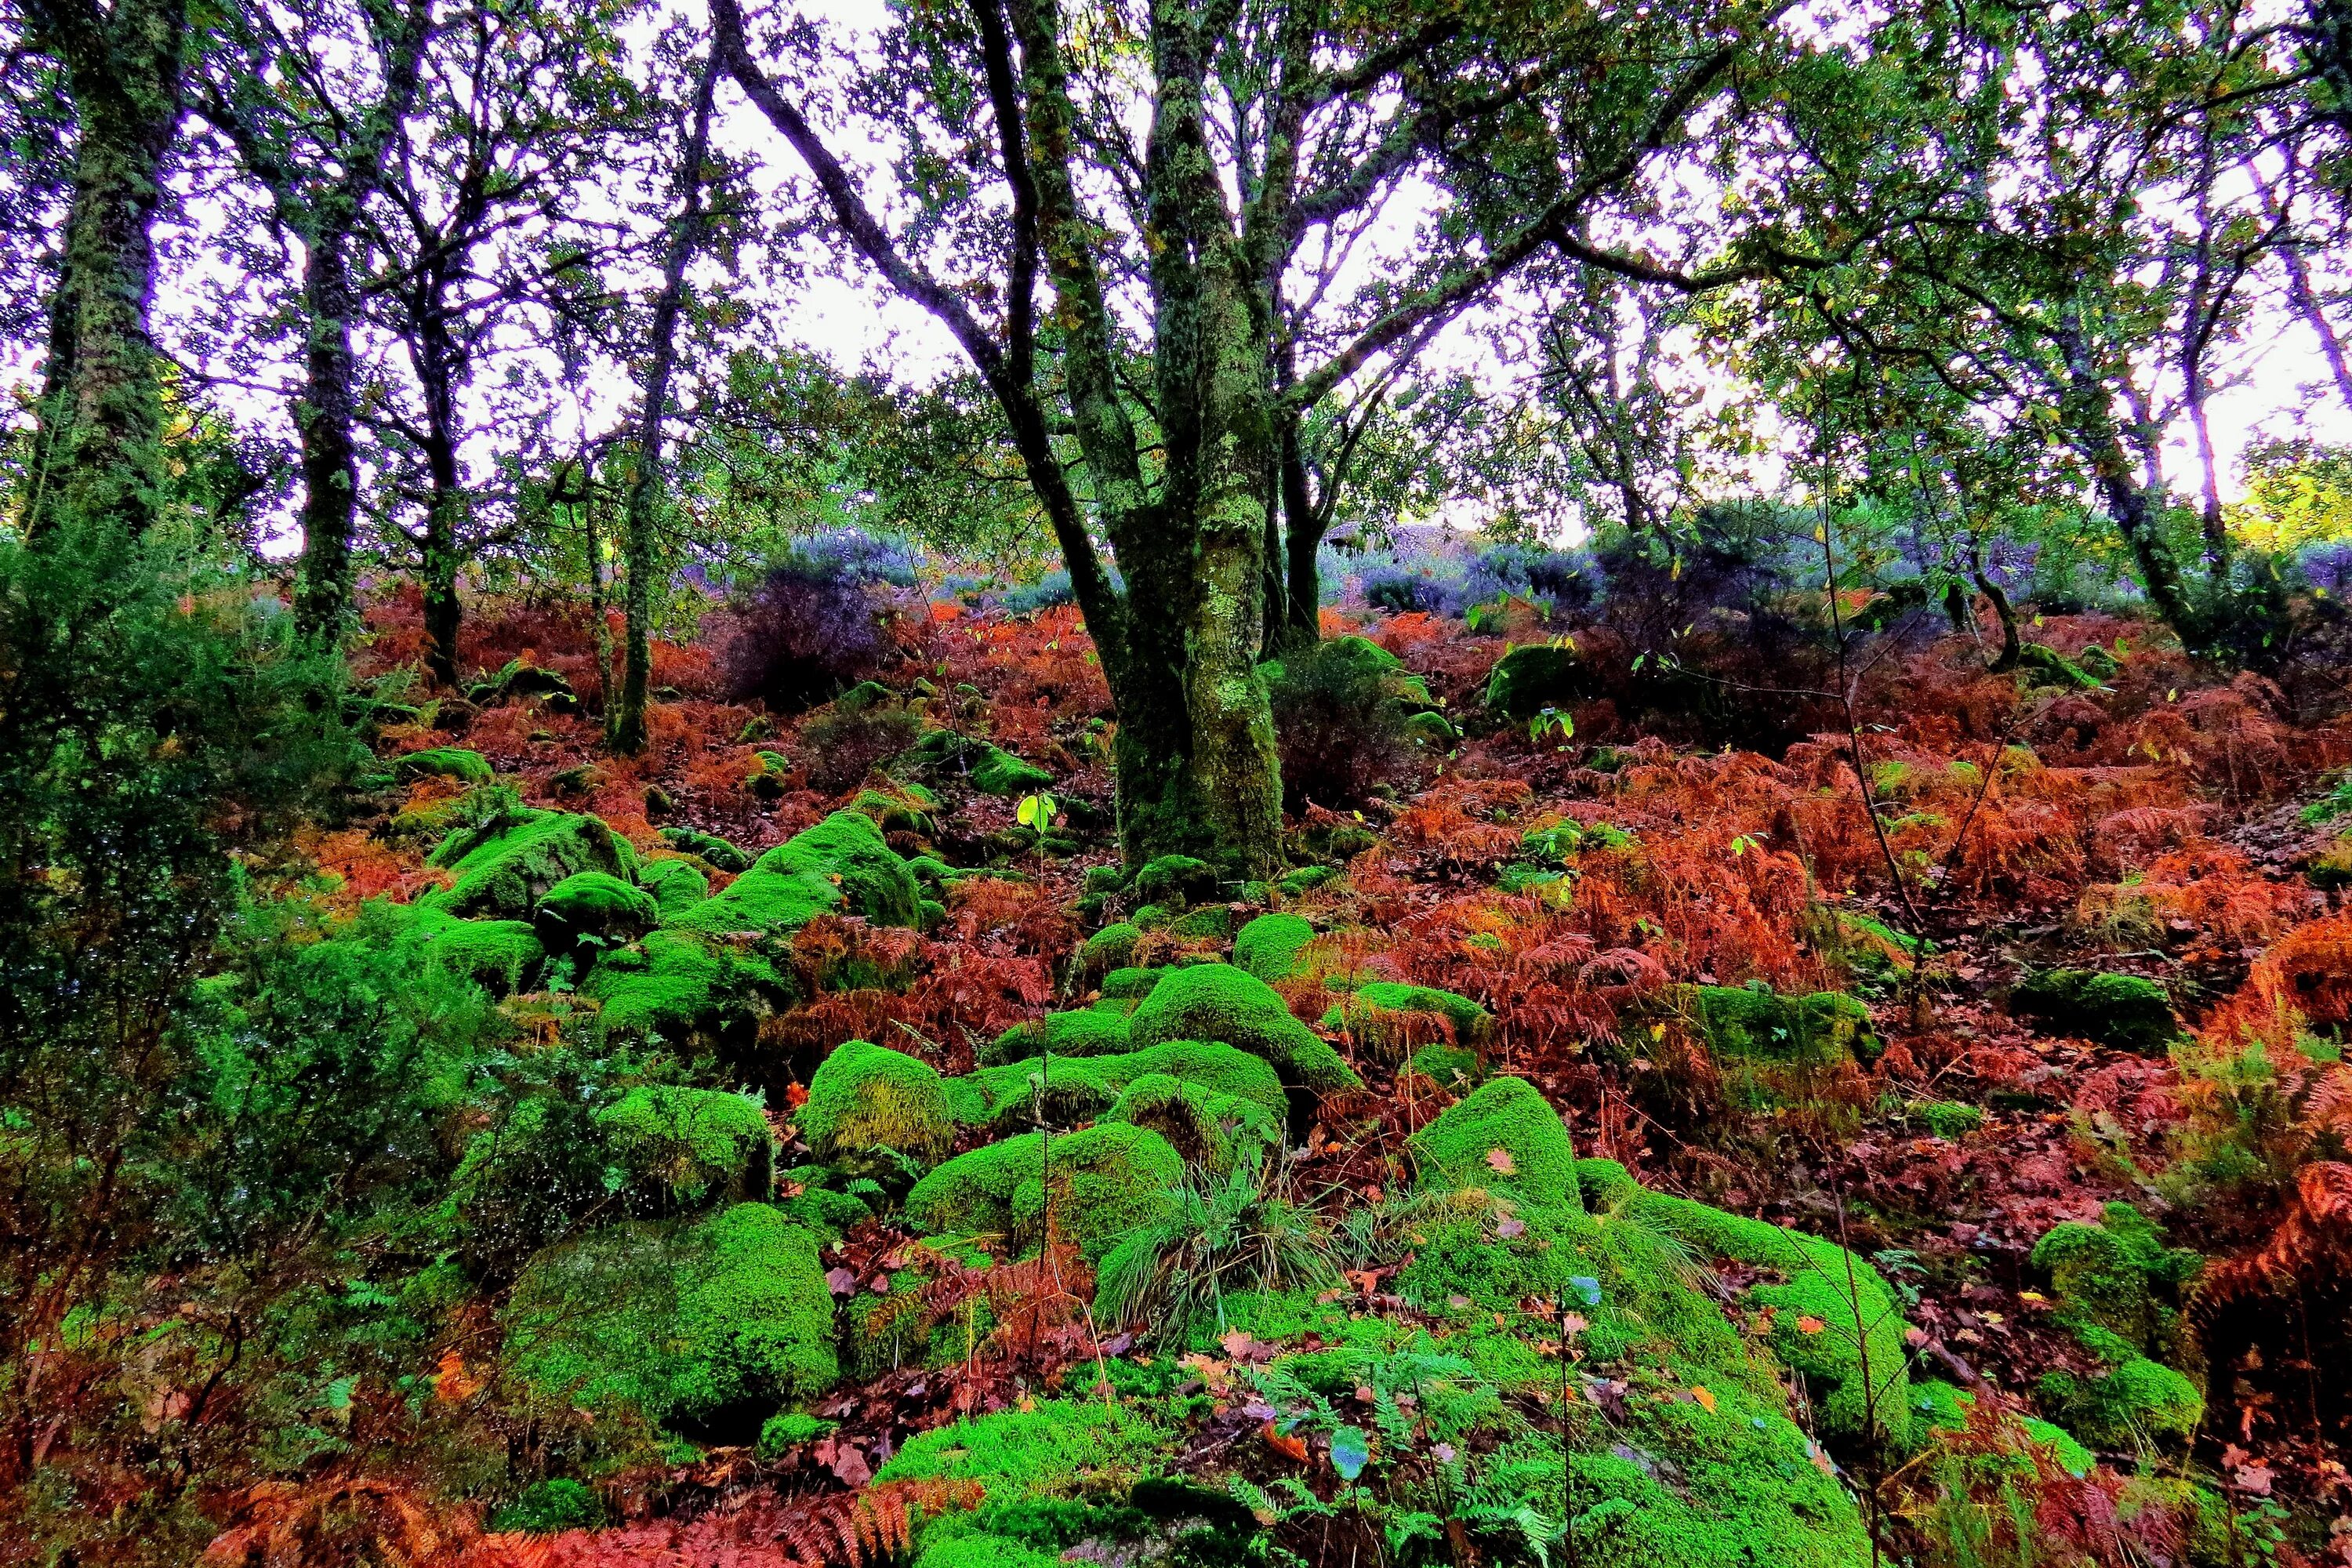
[488, 1478, 605, 1534]
[2012, 970, 2177, 1052]
[1125, 963, 1359, 1092]
[799, 1039, 956, 1179]
[1408, 1076, 1582, 1213]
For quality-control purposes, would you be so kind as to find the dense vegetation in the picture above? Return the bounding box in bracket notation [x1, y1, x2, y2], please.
[9, 0, 2352, 1563]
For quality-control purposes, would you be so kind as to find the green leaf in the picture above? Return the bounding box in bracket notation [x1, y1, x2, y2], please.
[1330, 1425, 1371, 1481]
[1015, 792, 1057, 831]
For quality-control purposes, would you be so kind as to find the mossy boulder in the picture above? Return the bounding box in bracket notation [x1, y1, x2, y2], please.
[848, 782, 938, 836]
[666, 810, 921, 935]
[1132, 854, 1219, 906]
[970, 746, 1054, 797]
[1232, 912, 1315, 981]
[1125, 963, 1359, 1093]
[1096, 967, 1162, 1007]
[982, 1007, 1131, 1067]
[1401, 710, 1458, 750]
[394, 746, 493, 786]
[2011, 970, 2177, 1053]
[1408, 1076, 1582, 1214]
[426, 809, 636, 922]
[1325, 981, 1490, 1060]
[596, 1084, 775, 1211]
[879, 1398, 1166, 1496]
[903, 1123, 1183, 1259]
[953, 1040, 1284, 1132]
[399, 906, 546, 996]
[1102, 1073, 1277, 1172]
[535, 870, 660, 946]
[799, 1039, 956, 1179]
[1483, 642, 1586, 719]
[504, 1202, 837, 1431]
[1076, 922, 1142, 983]
[658, 825, 751, 873]
[1908, 1380, 2092, 1475]
[2031, 1201, 2200, 1359]
[2017, 641, 2101, 690]
[1692, 982, 1878, 1066]
[582, 930, 781, 1044]
[637, 857, 711, 919]
[2039, 1325, 2205, 1449]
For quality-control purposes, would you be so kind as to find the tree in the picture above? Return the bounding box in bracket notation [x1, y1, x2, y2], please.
[195, 0, 434, 638]
[16, 0, 187, 542]
[713, 0, 1767, 870]
[609, 48, 722, 756]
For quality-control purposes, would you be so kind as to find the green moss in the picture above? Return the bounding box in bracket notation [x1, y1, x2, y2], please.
[1133, 854, 1218, 906]
[1232, 913, 1315, 980]
[1402, 710, 1458, 750]
[1624, 1189, 1914, 1443]
[970, 744, 1054, 797]
[2012, 970, 2177, 1052]
[658, 825, 750, 873]
[1693, 982, 1877, 1066]
[1325, 981, 1491, 1060]
[1097, 967, 1161, 1004]
[426, 810, 636, 922]
[1483, 642, 1586, 718]
[535, 870, 659, 944]
[1407, 1041, 1482, 1092]
[1276, 865, 1338, 895]
[583, 930, 778, 1043]
[1408, 1076, 1583, 1213]
[596, 1085, 775, 1210]
[2039, 1326, 2205, 1448]
[1102, 1073, 1278, 1172]
[1167, 905, 1234, 938]
[913, 1534, 1065, 1568]
[880, 1398, 1164, 1495]
[848, 782, 937, 835]
[1908, 1379, 2093, 1476]
[799, 1039, 956, 1178]
[1125, 963, 1360, 1093]
[1076, 921, 1141, 981]
[2017, 641, 2100, 689]
[399, 906, 545, 996]
[666, 810, 921, 935]
[488, 1478, 604, 1534]
[2031, 1201, 2200, 1359]
[982, 1007, 1131, 1067]
[505, 1201, 837, 1428]
[394, 746, 493, 785]
[1910, 1100, 1984, 1139]
[903, 1123, 1182, 1259]
[637, 857, 711, 919]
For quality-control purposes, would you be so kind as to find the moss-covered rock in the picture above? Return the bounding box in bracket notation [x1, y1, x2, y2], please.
[1408, 1076, 1582, 1213]
[596, 1084, 775, 1210]
[982, 1007, 1131, 1067]
[2031, 1202, 2200, 1355]
[1125, 963, 1359, 1093]
[2012, 970, 2177, 1053]
[1407, 1041, 1482, 1093]
[426, 810, 637, 923]
[535, 870, 659, 946]
[799, 1039, 956, 1179]
[1232, 912, 1315, 981]
[658, 824, 751, 873]
[879, 1398, 1165, 1494]
[1132, 854, 1219, 906]
[1483, 642, 1586, 719]
[1401, 710, 1459, 750]
[2017, 641, 2101, 690]
[394, 746, 493, 785]
[1073, 922, 1142, 985]
[904, 1123, 1183, 1259]
[2039, 1326, 2205, 1449]
[1325, 981, 1490, 1060]
[1908, 1379, 2092, 1475]
[637, 857, 712, 919]
[1095, 967, 1162, 1007]
[582, 929, 778, 1043]
[1102, 1073, 1278, 1172]
[1693, 982, 1877, 1066]
[848, 782, 938, 836]
[398, 906, 546, 996]
[971, 746, 1054, 797]
[504, 1201, 837, 1430]
[666, 810, 921, 935]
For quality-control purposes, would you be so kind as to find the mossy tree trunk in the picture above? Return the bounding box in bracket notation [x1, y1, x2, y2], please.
[21, 0, 187, 543]
[610, 52, 721, 757]
[714, 0, 1745, 870]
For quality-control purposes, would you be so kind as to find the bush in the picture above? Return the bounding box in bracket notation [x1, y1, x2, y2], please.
[720, 561, 895, 713]
[1263, 637, 1419, 814]
[797, 703, 925, 793]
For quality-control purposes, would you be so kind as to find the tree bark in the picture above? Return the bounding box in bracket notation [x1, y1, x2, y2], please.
[22, 0, 187, 543]
[609, 52, 720, 757]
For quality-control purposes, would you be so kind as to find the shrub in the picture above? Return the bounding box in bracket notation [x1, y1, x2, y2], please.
[1361, 564, 1452, 615]
[798, 702, 925, 793]
[720, 561, 895, 713]
[1263, 636, 1420, 813]
[489, 1479, 605, 1534]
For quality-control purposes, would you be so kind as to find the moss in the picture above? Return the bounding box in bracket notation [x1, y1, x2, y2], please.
[1102, 1073, 1278, 1172]
[982, 1007, 1131, 1067]
[1096, 967, 1161, 1004]
[970, 744, 1054, 797]
[1125, 963, 1360, 1092]
[2031, 1201, 2200, 1359]
[1693, 982, 1878, 1067]
[1402, 710, 1458, 750]
[1624, 1189, 1914, 1443]
[1483, 642, 1586, 718]
[2012, 970, 2177, 1052]
[637, 857, 711, 919]
[799, 1039, 956, 1178]
[1120, 1040, 1287, 1115]
[913, 1534, 1065, 1568]
[1232, 913, 1315, 980]
[1908, 1379, 2093, 1476]
[1911, 1100, 1984, 1139]
[2039, 1326, 2205, 1448]
[535, 870, 660, 945]
[848, 782, 937, 835]
[667, 810, 921, 935]
[2017, 641, 2100, 689]
[1133, 854, 1218, 906]
[426, 811, 636, 922]
[1276, 864, 1338, 895]
[903, 1123, 1182, 1259]
[1076, 921, 1142, 982]
[1164, 905, 1232, 939]
[394, 746, 493, 785]
[659, 825, 750, 873]
[596, 1085, 775, 1210]
[1407, 1041, 1482, 1092]
[1407, 1076, 1582, 1213]
[1325, 981, 1491, 1060]
[583, 929, 778, 1043]
[488, 1478, 604, 1534]
[399, 906, 545, 996]
[880, 1398, 1164, 1495]
[505, 1201, 837, 1429]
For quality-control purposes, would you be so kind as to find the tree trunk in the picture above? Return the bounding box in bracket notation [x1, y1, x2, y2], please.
[294, 234, 362, 637]
[609, 53, 719, 757]
[23, 0, 186, 543]
[1278, 423, 1323, 650]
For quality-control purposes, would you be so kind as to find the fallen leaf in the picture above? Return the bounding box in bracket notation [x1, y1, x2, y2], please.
[1690, 1385, 1716, 1413]
[1796, 1316, 1828, 1335]
[1262, 1421, 1309, 1462]
[1486, 1147, 1517, 1175]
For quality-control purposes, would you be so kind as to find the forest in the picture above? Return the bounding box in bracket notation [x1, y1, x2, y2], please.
[7, 0, 2352, 1562]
